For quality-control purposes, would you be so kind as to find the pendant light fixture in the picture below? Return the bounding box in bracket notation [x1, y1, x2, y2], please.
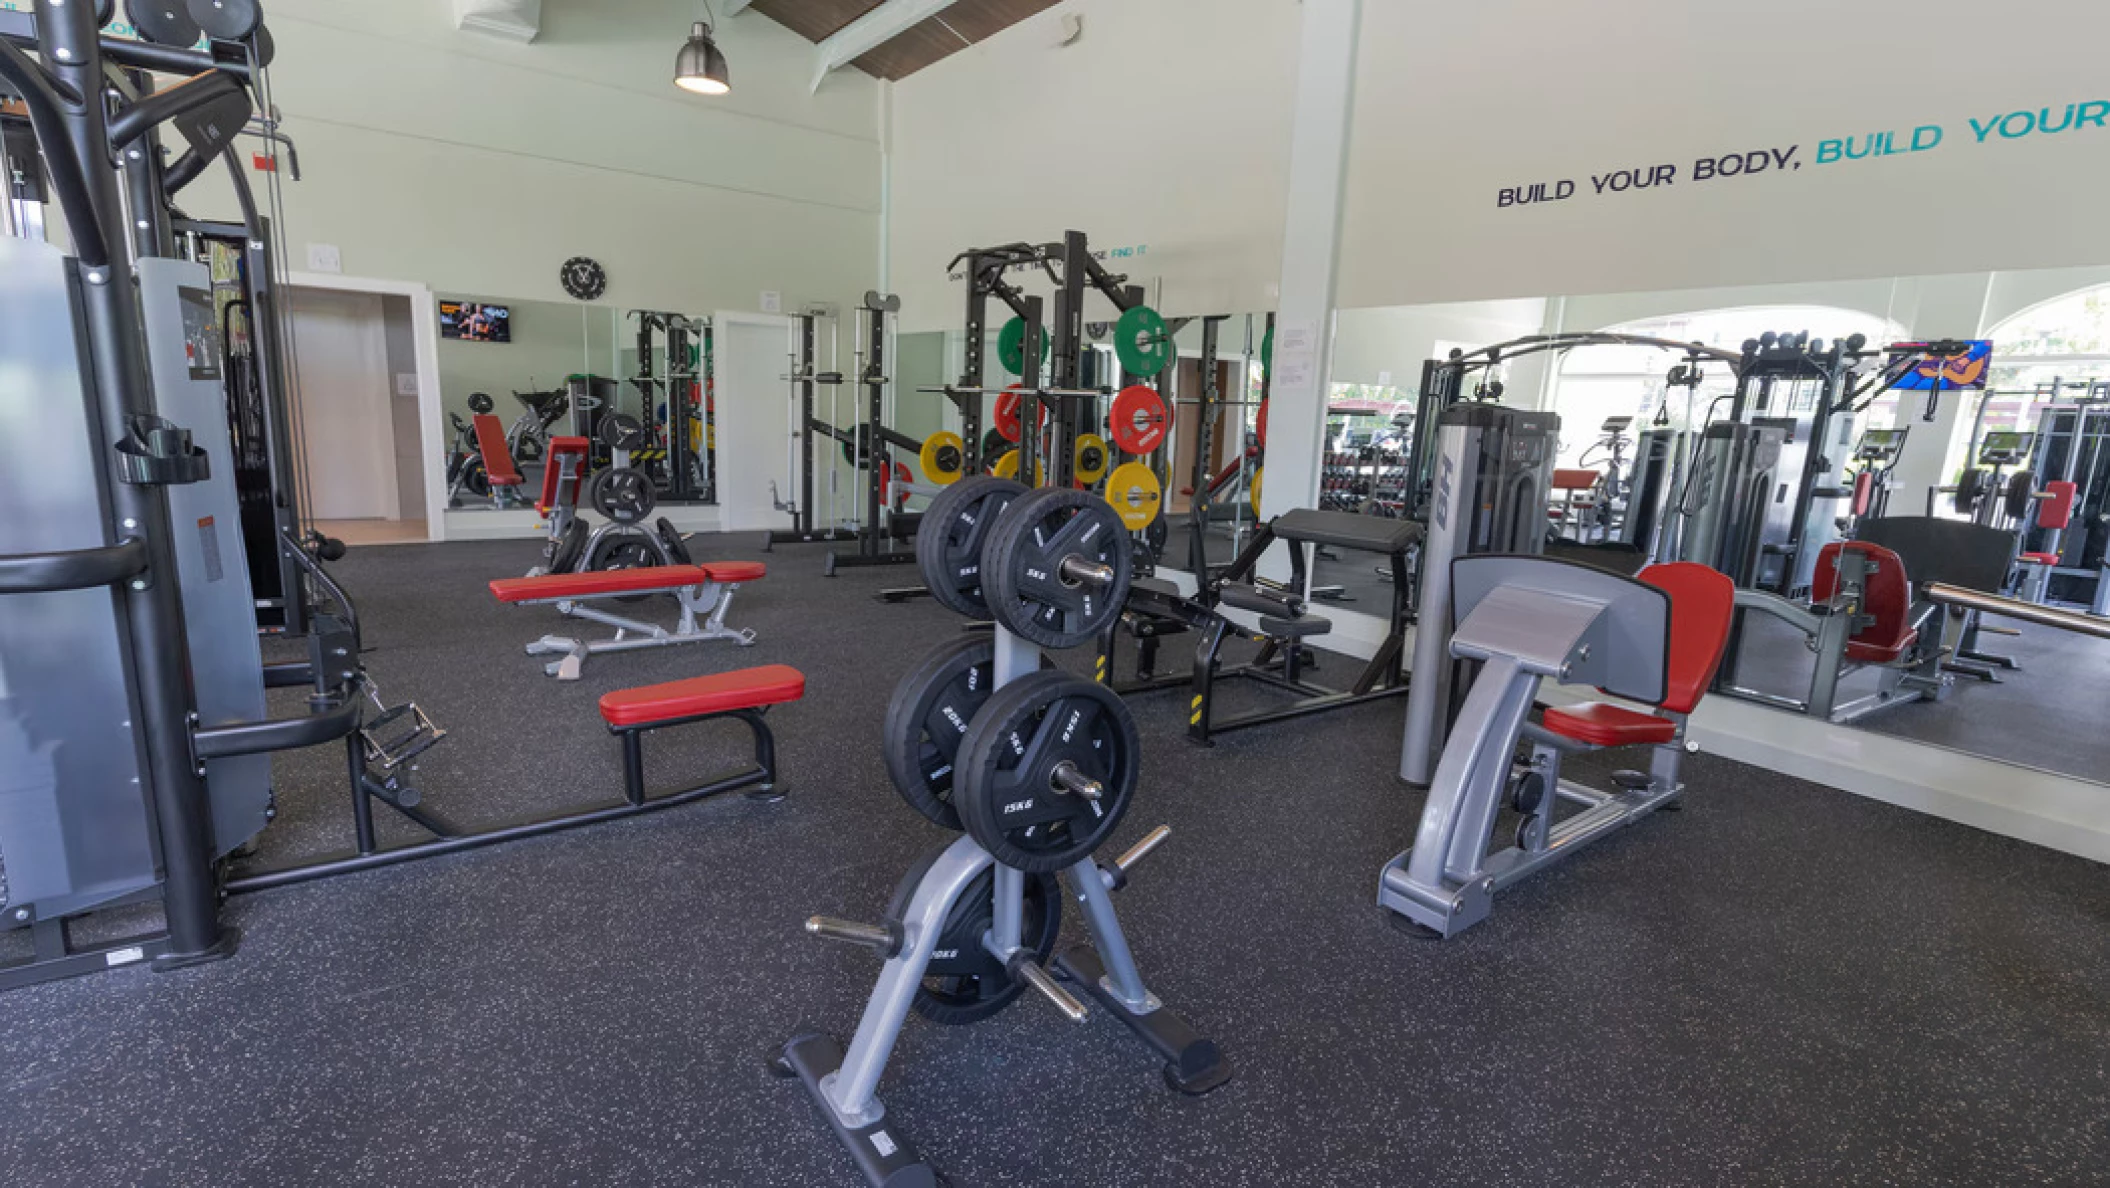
[674, 6, 730, 96]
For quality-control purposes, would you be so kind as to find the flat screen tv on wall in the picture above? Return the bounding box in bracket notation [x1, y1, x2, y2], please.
[439, 300, 511, 343]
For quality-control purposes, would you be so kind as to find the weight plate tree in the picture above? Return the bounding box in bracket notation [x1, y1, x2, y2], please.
[879, 849, 1063, 1025]
[915, 475, 1029, 617]
[981, 486, 1133, 648]
[953, 670, 1142, 874]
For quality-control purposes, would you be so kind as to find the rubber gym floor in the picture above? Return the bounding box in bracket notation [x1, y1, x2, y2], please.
[5, 536, 2106, 1188]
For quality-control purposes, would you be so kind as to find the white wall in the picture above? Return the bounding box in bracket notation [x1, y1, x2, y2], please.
[1339, 0, 2110, 308]
[884, 0, 1300, 330]
[182, 0, 881, 317]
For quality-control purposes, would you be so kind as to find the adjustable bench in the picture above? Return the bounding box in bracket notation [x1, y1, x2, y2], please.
[489, 561, 764, 680]
[600, 664, 805, 806]
[472, 413, 528, 509]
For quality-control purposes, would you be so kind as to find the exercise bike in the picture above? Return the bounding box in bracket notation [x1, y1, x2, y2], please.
[505, 386, 569, 465]
[445, 392, 497, 507]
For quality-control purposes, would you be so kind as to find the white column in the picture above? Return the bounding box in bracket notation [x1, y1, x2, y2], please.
[1258, 0, 1361, 525]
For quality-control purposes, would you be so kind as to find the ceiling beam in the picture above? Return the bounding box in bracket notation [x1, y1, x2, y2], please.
[722, 0, 754, 14]
[811, 0, 963, 91]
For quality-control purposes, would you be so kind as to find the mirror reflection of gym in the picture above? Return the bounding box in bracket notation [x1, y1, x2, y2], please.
[1320, 270, 2110, 787]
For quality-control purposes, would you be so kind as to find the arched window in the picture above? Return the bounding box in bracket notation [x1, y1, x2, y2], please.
[1547, 306, 1905, 469]
[1946, 286, 2110, 480]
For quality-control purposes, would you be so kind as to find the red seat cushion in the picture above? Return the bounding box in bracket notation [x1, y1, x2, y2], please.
[490, 564, 717, 603]
[537, 437, 591, 511]
[2019, 552, 2060, 565]
[599, 665, 806, 727]
[1845, 631, 1917, 665]
[702, 561, 767, 584]
[1542, 702, 1678, 747]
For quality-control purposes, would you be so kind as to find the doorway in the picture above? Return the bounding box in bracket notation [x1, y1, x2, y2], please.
[285, 286, 425, 540]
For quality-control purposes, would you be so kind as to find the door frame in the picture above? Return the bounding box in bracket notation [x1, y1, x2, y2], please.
[284, 271, 448, 541]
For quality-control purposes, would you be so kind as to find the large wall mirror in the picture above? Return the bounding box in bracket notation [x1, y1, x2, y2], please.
[1316, 264, 2110, 787]
[437, 299, 716, 520]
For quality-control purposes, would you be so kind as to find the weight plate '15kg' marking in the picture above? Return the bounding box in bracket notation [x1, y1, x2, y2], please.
[953, 671, 1141, 874]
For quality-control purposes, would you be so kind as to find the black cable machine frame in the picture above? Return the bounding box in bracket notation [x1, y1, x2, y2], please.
[0, 4, 779, 992]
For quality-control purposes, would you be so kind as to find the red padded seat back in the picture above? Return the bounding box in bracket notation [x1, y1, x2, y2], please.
[1812, 541, 1912, 656]
[1552, 468, 1601, 492]
[539, 436, 591, 510]
[1852, 470, 1875, 517]
[2039, 480, 2077, 530]
[472, 414, 522, 486]
[1633, 562, 1736, 715]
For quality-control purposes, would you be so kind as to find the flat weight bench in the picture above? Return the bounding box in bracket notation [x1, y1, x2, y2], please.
[600, 664, 805, 807]
[489, 561, 764, 680]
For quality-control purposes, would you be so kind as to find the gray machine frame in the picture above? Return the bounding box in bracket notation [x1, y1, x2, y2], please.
[1400, 401, 1560, 784]
[780, 628, 1225, 1187]
[1381, 555, 1684, 938]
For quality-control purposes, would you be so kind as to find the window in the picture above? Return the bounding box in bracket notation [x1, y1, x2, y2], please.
[1547, 306, 1905, 469]
[1947, 285, 2110, 480]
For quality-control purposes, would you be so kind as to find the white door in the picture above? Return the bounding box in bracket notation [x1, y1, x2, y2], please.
[287, 288, 399, 520]
[713, 312, 796, 532]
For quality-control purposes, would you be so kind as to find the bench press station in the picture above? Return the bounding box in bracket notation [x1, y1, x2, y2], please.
[489, 562, 764, 680]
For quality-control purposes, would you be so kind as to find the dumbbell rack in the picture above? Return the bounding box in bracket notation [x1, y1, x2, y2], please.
[780, 622, 1230, 1188]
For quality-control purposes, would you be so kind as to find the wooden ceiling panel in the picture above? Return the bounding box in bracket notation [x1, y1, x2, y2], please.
[745, 0, 884, 45]
[750, 0, 1063, 81]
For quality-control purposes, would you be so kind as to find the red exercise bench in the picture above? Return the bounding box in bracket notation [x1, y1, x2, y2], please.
[490, 561, 765, 680]
[600, 664, 805, 807]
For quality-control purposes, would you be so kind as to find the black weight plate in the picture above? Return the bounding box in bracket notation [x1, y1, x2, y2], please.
[654, 517, 693, 566]
[955, 671, 1141, 874]
[880, 848, 1062, 1026]
[2004, 470, 2036, 522]
[589, 536, 663, 586]
[916, 474, 1029, 618]
[1144, 512, 1169, 555]
[599, 412, 648, 452]
[839, 423, 880, 469]
[590, 466, 656, 524]
[883, 636, 1048, 830]
[1953, 467, 1985, 514]
[461, 458, 489, 498]
[127, 0, 202, 46]
[186, 0, 260, 40]
[252, 23, 274, 67]
[549, 519, 588, 574]
[980, 428, 1009, 466]
[981, 485, 1133, 649]
[468, 391, 494, 414]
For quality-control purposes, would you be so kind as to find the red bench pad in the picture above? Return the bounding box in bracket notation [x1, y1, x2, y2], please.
[1542, 702, 1678, 747]
[491, 565, 718, 603]
[2020, 552, 2060, 565]
[703, 561, 768, 584]
[472, 414, 523, 487]
[600, 665, 806, 727]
